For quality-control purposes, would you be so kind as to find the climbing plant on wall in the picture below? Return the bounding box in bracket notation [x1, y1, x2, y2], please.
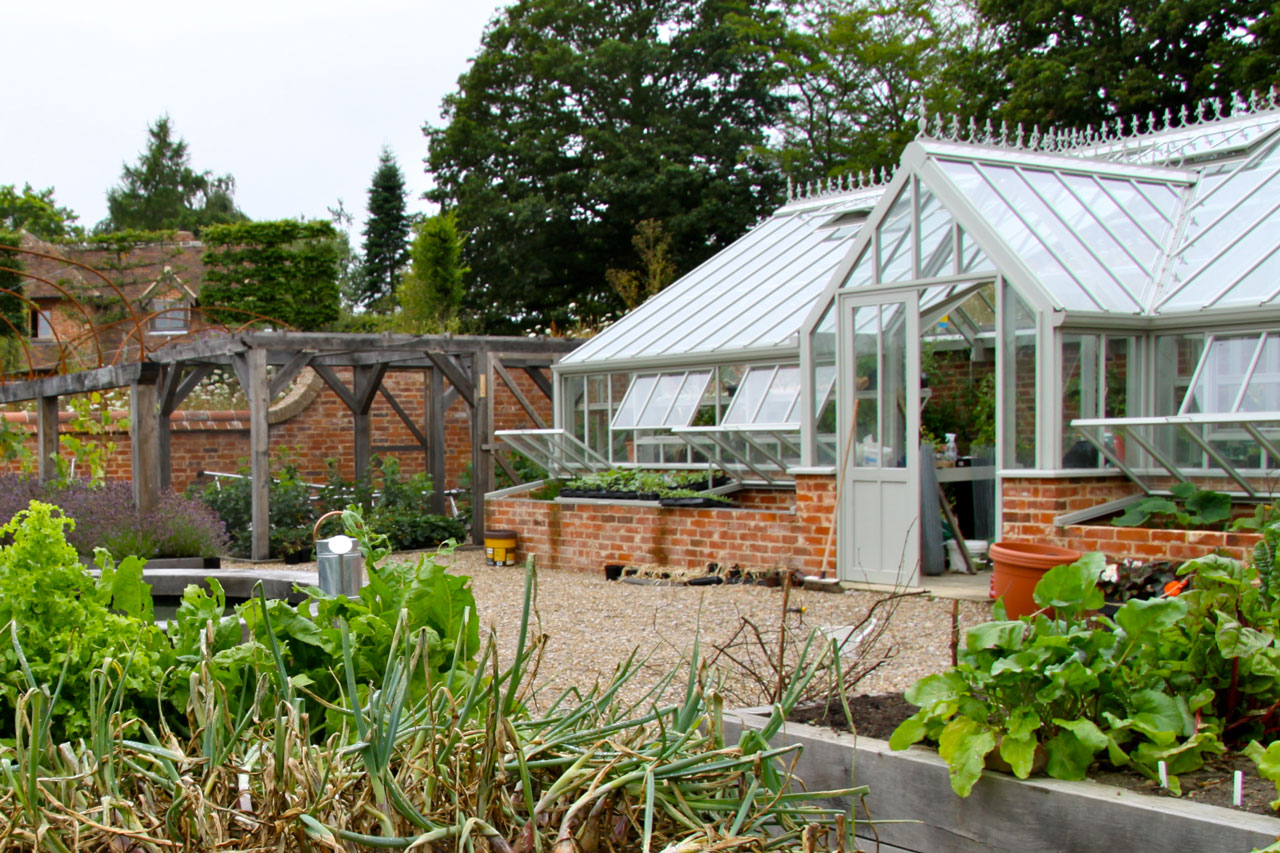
[199, 220, 341, 330]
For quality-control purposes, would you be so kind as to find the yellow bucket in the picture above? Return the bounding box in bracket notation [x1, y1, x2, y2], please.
[485, 530, 518, 566]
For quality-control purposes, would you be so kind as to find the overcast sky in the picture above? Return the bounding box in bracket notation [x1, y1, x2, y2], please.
[2, 0, 506, 236]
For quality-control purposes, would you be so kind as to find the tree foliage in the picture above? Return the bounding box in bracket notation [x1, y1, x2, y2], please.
[199, 220, 341, 330]
[395, 211, 469, 333]
[605, 218, 676, 310]
[425, 0, 789, 333]
[0, 185, 81, 241]
[979, 0, 1280, 128]
[0, 229, 27, 340]
[766, 0, 997, 182]
[102, 115, 247, 234]
[360, 148, 411, 312]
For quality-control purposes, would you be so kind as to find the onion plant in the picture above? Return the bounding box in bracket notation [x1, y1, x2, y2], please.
[0, 510, 865, 851]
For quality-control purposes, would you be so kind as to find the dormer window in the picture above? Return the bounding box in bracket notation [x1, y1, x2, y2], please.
[150, 297, 189, 333]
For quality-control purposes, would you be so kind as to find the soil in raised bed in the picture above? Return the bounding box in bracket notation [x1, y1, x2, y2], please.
[789, 692, 1280, 817]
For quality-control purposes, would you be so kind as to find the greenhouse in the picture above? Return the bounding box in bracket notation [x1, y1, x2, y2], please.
[499, 94, 1280, 587]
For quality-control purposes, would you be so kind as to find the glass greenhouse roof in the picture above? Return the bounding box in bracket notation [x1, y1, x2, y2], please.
[832, 122, 1280, 318]
[559, 184, 888, 368]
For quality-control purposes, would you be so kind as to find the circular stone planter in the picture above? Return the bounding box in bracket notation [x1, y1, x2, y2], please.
[989, 541, 1082, 619]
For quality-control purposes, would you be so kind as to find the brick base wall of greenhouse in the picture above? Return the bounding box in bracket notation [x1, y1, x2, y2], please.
[1000, 475, 1261, 563]
[485, 475, 838, 574]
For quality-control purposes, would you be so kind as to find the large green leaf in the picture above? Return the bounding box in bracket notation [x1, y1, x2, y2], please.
[1033, 552, 1105, 614]
[938, 716, 996, 797]
[1186, 488, 1231, 525]
[1125, 689, 1187, 743]
[904, 671, 965, 709]
[889, 712, 929, 750]
[94, 550, 153, 622]
[1114, 597, 1188, 643]
[1216, 611, 1273, 658]
[966, 621, 1027, 652]
[1044, 719, 1106, 780]
[1244, 740, 1280, 810]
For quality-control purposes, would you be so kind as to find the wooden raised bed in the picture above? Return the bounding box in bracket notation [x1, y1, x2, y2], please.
[726, 708, 1280, 853]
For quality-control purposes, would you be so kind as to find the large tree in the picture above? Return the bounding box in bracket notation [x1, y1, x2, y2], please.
[979, 0, 1280, 128]
[359, 148, 411, 312]
[425, 0, 789, 333]
[0, 185, 81, 241]
[101, 116, 246, 234]
[767, 0, 998, 182]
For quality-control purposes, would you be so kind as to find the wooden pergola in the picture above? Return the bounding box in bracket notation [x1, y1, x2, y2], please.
[0, 332, 579, 560]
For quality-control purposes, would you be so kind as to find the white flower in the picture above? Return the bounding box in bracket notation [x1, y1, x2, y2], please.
[1101, 563, 1119, 583]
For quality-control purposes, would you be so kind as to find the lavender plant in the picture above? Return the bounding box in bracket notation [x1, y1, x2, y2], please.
[0, 475, 227, 559]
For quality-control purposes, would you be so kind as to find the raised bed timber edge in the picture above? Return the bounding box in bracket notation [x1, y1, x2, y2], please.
[725, 708, 1280, 853]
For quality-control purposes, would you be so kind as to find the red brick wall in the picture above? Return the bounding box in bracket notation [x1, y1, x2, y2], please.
[0, 367, 552, 493]
[1001, 475, 1260, 563]
[485, 474, 836, 573]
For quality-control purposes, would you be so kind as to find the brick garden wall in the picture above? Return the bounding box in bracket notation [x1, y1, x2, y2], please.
[485, 474, 836, 573]
[0, 367, 552, 494]
[1001, 475, 1261, 563]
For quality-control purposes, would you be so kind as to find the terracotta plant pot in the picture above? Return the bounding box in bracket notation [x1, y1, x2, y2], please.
[988, 541, 1082, 619]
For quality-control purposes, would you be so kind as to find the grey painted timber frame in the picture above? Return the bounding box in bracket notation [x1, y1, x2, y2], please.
[0, 332, 579, 560]
[725, 708, 1280, 853]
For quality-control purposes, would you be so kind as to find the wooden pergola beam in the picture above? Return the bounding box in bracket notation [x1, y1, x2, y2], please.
[0, 362, 160, 403]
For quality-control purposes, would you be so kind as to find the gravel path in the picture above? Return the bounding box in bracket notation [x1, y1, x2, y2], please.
[230, 548, 992, 709]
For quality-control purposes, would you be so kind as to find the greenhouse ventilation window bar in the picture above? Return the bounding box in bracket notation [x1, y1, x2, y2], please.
[1071, 413, 1280, 499]
[1072, 330, 1280, 498]
[671, 365, 835, 483]
[495, 429, 611, 478]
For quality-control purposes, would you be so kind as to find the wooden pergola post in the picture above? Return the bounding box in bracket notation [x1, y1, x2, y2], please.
[234, 347, 271, 562]
[471, 348, 492, 545]
[427, 367, 447, 515]
[36, 395, 58, 484]
[130, 379, 160, 514]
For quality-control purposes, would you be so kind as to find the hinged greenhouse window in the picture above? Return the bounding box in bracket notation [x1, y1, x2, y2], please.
[610, 371, 713, 429]
[495, 429, 612, 478]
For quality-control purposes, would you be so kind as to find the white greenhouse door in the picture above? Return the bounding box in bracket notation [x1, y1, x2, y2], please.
[838, 291, 921, 586]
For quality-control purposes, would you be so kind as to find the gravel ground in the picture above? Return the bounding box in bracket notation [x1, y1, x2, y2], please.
[233, 548, 992, 709]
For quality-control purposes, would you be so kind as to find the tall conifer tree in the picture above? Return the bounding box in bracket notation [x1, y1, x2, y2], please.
[360, 147, 410, 311]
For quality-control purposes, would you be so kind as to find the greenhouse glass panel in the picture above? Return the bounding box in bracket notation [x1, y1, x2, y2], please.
[565, 375, 587, 445]
[1162, 137, 1280, 312]
[939, 159, 1182, 313]
[958, 227, 995, 274]
[812, 303, 838, 465]
[916, 183, 956, 278]
[721, 365, 816, 427]
[612, 374, 656, 430]
[1154, 334, 1204, 415]
[877, 185, 914, 283]
[1241, 336, 1280, 413]
[756, 366, 803, 423]
[1003, 286, 1037, 468]
[610, 374, 632, 462]
[842, 246, 873, 289]
[1062, 333, 1100, 467]
[723, 366, 775, 425]
[586, 375, 612, 457]
[636, 373, 687, 426]
[1183, 336, 1259, 414]
[612, 371, 712, 430]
